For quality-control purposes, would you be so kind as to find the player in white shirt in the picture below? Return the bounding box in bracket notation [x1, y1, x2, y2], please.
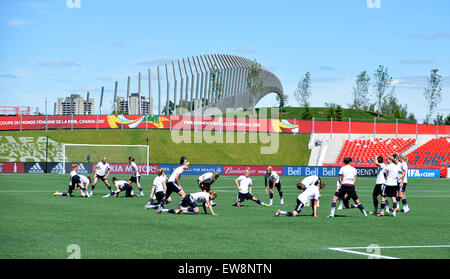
[53, 164, 92, 198]
[91, 157, 114, 197]
[328, 157, 368, 218]
[156, 161, 190, 213]
[175, 190, 218, 215]
[233, 168, 269, 207]
[378, 155, 403, 217]
[127, 156, 144, 197]
[372, 155, 387, 214]
[198, 172, 220, 192]
[296, 175, 322, 207]
[275, 181, 326, 217]
[145, 168, 170, 209]
[398, 155, 410, 213]
[264, 166, 284, 206]
[112, 177, 138, 198]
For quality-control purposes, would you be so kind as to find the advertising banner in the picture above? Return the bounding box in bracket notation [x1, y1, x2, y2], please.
[407, 168, 441, 178]
[0, 162, 24, 173]
[283, 166, 340, 177]
[159, 164, 223, 176]
[92, 163, 159, 175]
[222, 165, 283, 176]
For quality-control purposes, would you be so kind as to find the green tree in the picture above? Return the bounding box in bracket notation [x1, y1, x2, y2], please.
[275, 93, 288, 113]
[162, 101, 175, 115]
[424, 69, 442, 124]
[326, 103, 337, 120]
[336, 105, 344, 121]
[408, 113, 417, 123]
[294, 72, 312, 107]
[351, 71, 370, 110]
[301, 104, 314, 120]
[434, 114, 444, 125]
[445, 114, 450, 125]
[373, 65, 393, 117]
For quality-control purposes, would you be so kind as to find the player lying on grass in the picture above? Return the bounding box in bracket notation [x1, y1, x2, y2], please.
[54, 164, 92, 198]
[275, 180, 326, 217]
[157, 190, 218, 215]
[296, 175, 321, 207]
[91, 156, 114, 197]
[128, 156, 144, 197]
[265, 166, 284, 206]
[377, 155, 403, 217]
[328, 157, 368, 218]
[145, 168, 171, 209]
[112, 177, 139, 198]
[157, 161, 190, 212]
[233, 168, 269, 207]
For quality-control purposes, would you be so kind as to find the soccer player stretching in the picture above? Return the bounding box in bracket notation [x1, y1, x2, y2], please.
[176, 190, 218, 215]
[91, 157, 114, 197]
[156, 161, 190, 214]
[112, 177, 138, 198]
[234, 168, 269, 207]
[128, 156, 144, 197]
[53, 164, 92, 198]
[328, 157, 368, 218]
[145, 168, 169, 209]
[275, 180, 326, 217]
[265, 166, 284, 206]
[297, 174, 321, 207]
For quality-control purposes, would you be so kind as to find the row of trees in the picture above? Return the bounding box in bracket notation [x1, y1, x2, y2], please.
[292, 66, 445, 124]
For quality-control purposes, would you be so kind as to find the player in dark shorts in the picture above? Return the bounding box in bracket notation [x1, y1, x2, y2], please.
[328, 157, 368, 218]
[112, 177, 138, 198]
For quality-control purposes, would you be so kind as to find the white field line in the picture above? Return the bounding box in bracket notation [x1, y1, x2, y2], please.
[328, 248, 399, 259]
[328, 245, 450, 259]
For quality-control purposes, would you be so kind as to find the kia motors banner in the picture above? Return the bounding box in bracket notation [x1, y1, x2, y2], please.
[222, 165, 283, 176]
[92, 163, 159, 175]
[0, 162, 24, 173]
[159, 164, 223, 176]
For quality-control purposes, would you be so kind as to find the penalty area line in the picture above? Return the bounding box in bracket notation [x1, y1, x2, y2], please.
[328, 248, 399, 259]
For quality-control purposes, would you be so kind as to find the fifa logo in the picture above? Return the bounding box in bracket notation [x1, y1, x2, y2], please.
[66, 0, 81, 9]
[367, 0, 381, 9]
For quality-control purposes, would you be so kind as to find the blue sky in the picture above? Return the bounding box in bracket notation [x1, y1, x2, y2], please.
[0, 0, 449, 121]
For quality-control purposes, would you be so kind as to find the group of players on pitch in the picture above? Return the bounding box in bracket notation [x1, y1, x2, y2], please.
[54, 153, 410, 218]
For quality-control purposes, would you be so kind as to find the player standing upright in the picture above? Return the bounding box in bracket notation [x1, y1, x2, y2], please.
[91, 157, 114, 197]
[328, 157, 368, 218]
[264, 166, 284, 206]
[378, 155, 402, 217]
[234, 168, 269, 207]
[398, 155, 410, 213]
[372, 155, 387, 215]
[128, 156, 144, 197]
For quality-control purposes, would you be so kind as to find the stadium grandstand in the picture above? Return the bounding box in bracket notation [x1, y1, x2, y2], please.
[336, 138, 416, 164]
[407, 137, 450, 167]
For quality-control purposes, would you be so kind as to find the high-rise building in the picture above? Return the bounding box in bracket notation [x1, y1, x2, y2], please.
[117, 93, 153, 115]
[57, 94, 95, 115]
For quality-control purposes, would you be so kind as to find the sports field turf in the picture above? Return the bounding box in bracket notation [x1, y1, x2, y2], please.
[0, 174, 449, 259]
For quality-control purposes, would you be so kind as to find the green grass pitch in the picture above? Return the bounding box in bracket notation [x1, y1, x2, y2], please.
[0, 174, 449, 259]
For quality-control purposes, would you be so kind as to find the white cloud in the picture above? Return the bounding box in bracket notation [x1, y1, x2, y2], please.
[7, 19, 28, 27]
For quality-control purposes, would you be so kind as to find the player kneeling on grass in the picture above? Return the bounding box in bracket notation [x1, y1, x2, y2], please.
[233, 168, 269, 207]
[145, 168, 171, 209]
[54, 164, 92, 198]
[160, 191, 218, 215]
[275, 181, 326, 217]
[328, 157, 368, 218]
[198, 171, 220, 207]
[112, 177, 138, 198]
[296, 175, 322, 207]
